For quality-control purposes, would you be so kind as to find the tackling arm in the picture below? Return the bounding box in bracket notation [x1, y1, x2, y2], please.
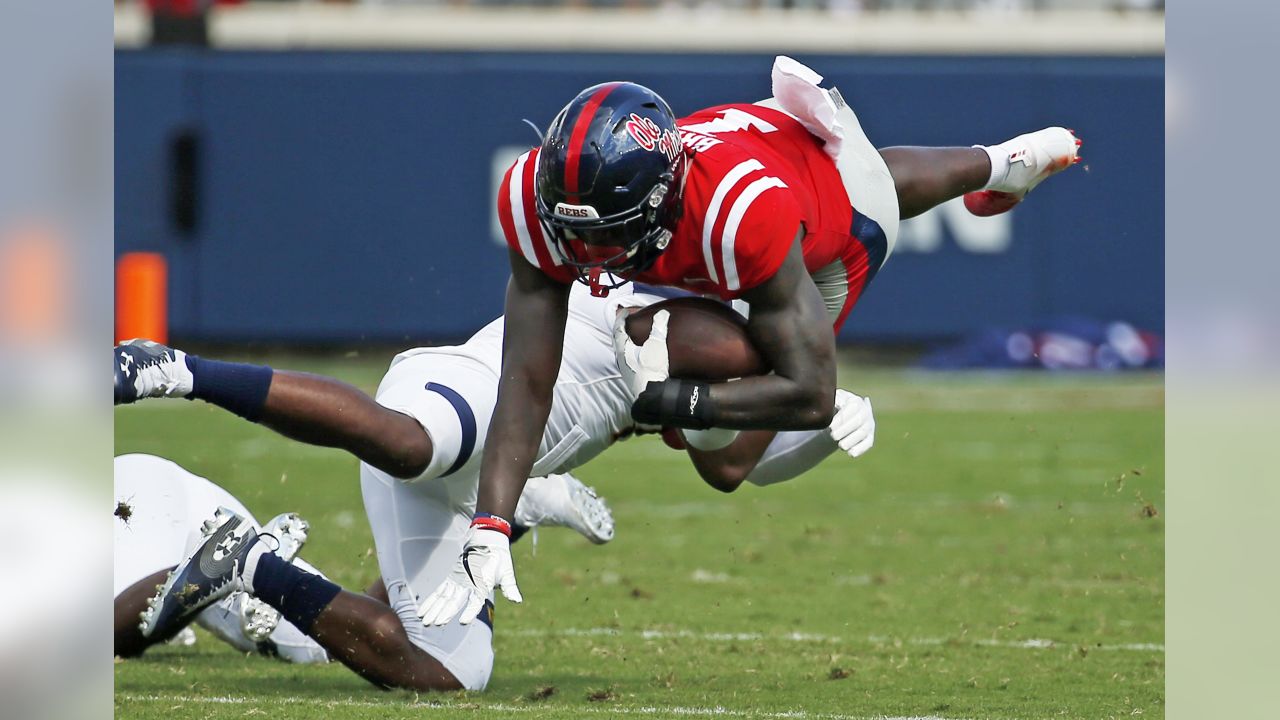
[474, 249, 572, 521]
[722, 232, 837, 428]
[683, 389, 874, 492]
[633, 230, 836, 431]
[683, 430, 778, 493]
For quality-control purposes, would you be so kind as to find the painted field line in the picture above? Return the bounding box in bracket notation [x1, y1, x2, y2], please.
[511, 627, 1163, 653]
[116, 694, 967, 720]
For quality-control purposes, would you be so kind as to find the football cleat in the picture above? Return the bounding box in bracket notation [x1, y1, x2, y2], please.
[139, 507, 263, 639]
[114, 339, 193, 405]
[237, 513, 310, 643]
[964, 127, 1082, 217]
[514, 473, 615, 545]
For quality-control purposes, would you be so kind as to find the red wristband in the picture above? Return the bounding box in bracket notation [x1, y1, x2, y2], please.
[470, 513, 512, 538]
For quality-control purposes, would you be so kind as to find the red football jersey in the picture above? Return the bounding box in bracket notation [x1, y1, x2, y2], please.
[498, 103, 882, 331]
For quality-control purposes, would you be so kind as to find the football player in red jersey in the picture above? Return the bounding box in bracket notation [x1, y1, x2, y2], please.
[420, 57, 1081, 625]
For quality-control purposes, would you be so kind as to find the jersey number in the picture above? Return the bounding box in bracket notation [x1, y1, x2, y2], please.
[681, 108, 779, 138]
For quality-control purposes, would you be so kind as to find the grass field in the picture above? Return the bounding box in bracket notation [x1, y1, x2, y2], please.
[114, 355, 1164, 720]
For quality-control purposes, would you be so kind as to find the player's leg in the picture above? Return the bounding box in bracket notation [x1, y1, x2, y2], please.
[114, 568, 176, 657]
[306, 589, 466, 690]
[214, 459, 496, 690]
[877, 146, 991, 220]
[138, 506, 468, 690]
[195, 518, 333, 664]
[365, 354, 615, 544]
[253, 370, 432, 478]
[113, 343, 432, 478]
[206, 556, 332, 665]
[194, 588, 333, 664]
[235, 491, 464, 686]
[359, 463, 498, 691]
[879, 127, 1082, 219]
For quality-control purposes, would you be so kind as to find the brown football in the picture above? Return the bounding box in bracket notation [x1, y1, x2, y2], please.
[623, 297, 768, 381]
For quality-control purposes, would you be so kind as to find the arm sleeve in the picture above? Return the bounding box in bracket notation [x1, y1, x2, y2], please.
[497, 151, 576, 284]
[744, 428, 837, 487]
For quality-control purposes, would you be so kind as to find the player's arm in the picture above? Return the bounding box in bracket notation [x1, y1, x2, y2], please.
[683, 389, 875, 492]
[475, 248, 572, 520]
[727, 236, 837, 428]
[683, 430, 777, 493]
[633, 230, 836, 431]
[419, 250, 569, 626]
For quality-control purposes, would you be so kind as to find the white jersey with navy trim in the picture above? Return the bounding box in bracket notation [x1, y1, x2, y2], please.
[386, 283, 655, 478]
[363, 285, 663, 689]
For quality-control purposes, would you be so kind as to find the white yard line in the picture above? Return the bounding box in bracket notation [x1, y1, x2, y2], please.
[116, 694, 965, 720]
[510, 627, 1163, 653]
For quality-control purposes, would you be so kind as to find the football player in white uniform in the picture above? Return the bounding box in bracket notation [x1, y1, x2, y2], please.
[113, 453, 328, 664]
[114, 285, 875, 691]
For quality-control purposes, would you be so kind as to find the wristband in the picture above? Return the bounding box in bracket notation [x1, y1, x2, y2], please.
[470, 512, 513, 538]
[632, 379, 716, 430]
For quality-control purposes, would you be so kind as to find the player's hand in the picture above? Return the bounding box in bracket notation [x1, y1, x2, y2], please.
[829, 390, 875, 458]
[613, 308, 671, 397]
[418, 527, 522, 626]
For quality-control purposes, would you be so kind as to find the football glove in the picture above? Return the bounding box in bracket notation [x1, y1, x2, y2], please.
[829, 390, 875, 458]
[612, 308, 671, 397]
[418, 525, 522, 626]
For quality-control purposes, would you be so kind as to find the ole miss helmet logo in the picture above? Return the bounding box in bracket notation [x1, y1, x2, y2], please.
[625, 113, 682, 163]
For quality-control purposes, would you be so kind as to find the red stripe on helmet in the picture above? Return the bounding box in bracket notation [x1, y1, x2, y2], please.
[564, 82, 622, 204]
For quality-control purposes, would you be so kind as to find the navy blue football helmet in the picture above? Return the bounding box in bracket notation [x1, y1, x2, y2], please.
[535, 82, 686, 296]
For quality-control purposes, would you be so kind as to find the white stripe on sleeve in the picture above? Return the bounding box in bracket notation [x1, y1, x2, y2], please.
[534, 211, 563, 266]
[702, 159, 763, 284]
[509, 151, 540, 267]
[721, 176, 788, 292]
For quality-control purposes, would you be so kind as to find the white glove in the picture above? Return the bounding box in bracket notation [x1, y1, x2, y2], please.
[418, 527, 522, 626]
[613, 308, 671, 397]
[829, 390, 875, 458]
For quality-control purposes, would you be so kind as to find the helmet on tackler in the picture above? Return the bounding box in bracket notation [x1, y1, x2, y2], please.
[535, 81, 686, 297]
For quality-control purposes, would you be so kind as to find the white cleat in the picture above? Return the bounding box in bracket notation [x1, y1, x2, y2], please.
[238, 513, 310, 643]
[114, 339, 193, 405]
[965, 127, 1082, 217]
[515, 473, 615, 544]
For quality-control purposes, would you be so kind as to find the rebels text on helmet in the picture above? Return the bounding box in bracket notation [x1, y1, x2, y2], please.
[625, 113, 682, 163]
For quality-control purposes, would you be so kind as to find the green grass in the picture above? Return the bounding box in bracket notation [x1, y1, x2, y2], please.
[114, 357, 1163, 719]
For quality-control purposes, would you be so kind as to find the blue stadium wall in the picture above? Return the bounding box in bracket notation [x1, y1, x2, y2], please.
[115, 50, 1163, 343]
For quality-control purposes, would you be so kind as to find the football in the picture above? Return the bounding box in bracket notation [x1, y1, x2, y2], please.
[624, 297, 768, 381]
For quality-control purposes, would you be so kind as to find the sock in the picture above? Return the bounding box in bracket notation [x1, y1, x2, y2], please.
[975, 143, 1008, 190]
[238, 538, 276, 592]
[186, 356, 274, 421]
[247, 551, 342, 635]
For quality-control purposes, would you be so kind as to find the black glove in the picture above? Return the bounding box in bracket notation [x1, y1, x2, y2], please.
[631, 379, 717, 430]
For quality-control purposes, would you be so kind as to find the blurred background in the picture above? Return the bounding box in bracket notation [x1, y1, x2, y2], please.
[113, 0, 1163, 370]
[108, 7, 1172, 717]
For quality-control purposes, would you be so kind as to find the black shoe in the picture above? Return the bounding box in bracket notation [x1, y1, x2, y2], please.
[139, 507, 261, 638]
